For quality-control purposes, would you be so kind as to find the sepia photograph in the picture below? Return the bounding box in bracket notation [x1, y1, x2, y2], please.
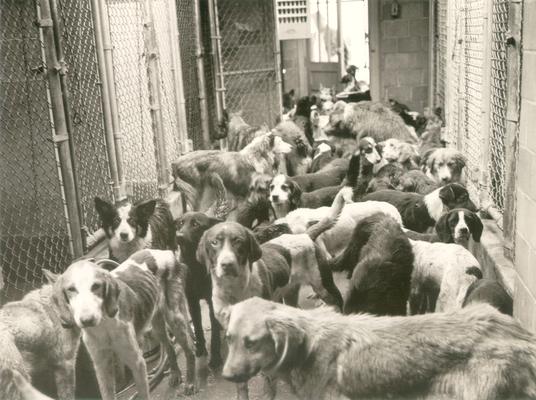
[0, 0, 533, 398]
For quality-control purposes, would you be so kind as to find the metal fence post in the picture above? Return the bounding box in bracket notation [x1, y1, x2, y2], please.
[193, 0, 211, 149]
[89, 0, 121, 202]
[167, 0, 189, 154]
[503, 0, 523, 259]
[272, 0, 283, 116]
[141, 0, 169, 197]
[37, 0, 84, 258]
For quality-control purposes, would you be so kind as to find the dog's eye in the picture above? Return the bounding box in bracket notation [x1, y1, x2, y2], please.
[233, 238, 243, 246]
[210, 239, 219, 247]
[127, 218, 135, 226]
[66, 286, 77, 293]
[269, 185, 274, 191]
[192, 221, 199, 228]
[244, 337, 256, 349]
[364, 148, 373, 154]
[281, 185, 289, 191]
[91, 282, 101, 291]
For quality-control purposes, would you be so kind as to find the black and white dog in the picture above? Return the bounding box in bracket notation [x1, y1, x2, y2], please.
[94, 197, 176, 263]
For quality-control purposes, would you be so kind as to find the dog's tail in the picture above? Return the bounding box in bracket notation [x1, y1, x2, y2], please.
[172, 176, 198, 211]
[203, 172, 235, 220]
[306, 187, 346, 241]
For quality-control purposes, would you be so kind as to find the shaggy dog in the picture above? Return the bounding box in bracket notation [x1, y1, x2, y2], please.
[94, 197, 177, 263]
[422, 147, 467, 184]
[329, 213, 414, 316]
[324, 101, 417, 157]
[361, 183, 477, 233]
[366, 162, 405, 192]
[224, 111, 265, 151]
[379, 138, 420, 170]
[273, 121, 312, 176]
[223, 297, 536, 400]
[398, 169, 438, 194]
[172, 132, 292, 210]
[463, 279, 513, 316]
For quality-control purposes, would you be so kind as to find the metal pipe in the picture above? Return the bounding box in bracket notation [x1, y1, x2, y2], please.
[428, 0, 435, 110]
[141, 0, 169, 197]
[47, 0, 85, 246]
[193, 0, 211, 149]
[326, 0, 331, 61]
[167, 0, 188, 154]
[89, 0, 121, 201]
[271, 0, 283, 117]
[207, 0, 222, 122]
[212, 0, 226, 111]
[98, 0, 125, 198]
[336, 0, 344, 78]
[37, 0, 84, 257]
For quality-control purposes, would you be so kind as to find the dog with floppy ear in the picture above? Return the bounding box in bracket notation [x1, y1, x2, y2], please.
[54, 251, 196, 400]
[422, 148, 467, 184]
[197, 222, 293, 400]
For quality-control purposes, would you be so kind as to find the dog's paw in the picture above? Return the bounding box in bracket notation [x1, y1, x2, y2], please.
[168, 371, 182, 388]
[183, 383, 197, 396]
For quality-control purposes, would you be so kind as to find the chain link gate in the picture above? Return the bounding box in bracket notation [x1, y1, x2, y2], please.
[1, 0, 73, 300]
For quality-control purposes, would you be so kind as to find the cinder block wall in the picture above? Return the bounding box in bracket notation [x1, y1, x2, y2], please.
[514, 1, 536, 332]
[379, 0, 429, 112]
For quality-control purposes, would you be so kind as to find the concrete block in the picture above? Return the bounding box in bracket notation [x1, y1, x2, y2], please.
[387, 85, 413, 103]
[381, 38, 398, 53]
[382, 71, 399, 87]
[397, 68, 423, 85]
[522, 51, 536, 102]
[412, 85, 428, 102]
[409, 18, 429, 37]
[523, 100, 536, 153]
[408, 53, 428, 68]
[518, 147, 533, 196]
[384, 53, 412, 69]
[524, 0, 536, 51]
[514, 276, 536, 332]
[398, 37, 422, 53]
[382, 20, 409, 38]
[517, 191, 536, 248]
[515, 233, 531, 289]
[400, 2, 423, 19]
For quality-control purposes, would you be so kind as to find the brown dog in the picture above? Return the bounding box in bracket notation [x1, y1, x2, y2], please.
[223, 297, 536, 400]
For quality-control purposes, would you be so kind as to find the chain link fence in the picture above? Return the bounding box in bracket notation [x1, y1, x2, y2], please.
[435, 0, 508, 217]
[1, 0, 72, 300]
[218, 0, 281, 127]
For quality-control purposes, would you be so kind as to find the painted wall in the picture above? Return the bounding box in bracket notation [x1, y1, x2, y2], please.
[513, 0, 536, 332]
[378, 0, 429, 112]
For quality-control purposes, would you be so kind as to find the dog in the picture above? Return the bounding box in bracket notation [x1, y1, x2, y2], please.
[224, 111, 265, 151]
[282, 89, 296, 114]
[1, 369, 54, 400]
[463, 278, 513, 316]
[172, 132, 292, 210]
[409, 240, 482, 314]
[290, 161, 348, 192]
[223, 297, 536, 400]
[405, 208, 483, 247]
[379, 138, 420, 170]
[361, 183, 477, 232]
[94, 197, 176, 263]
[398, 169, 438, 194]
[54, 251, 196, 399]
[273, 121, 313, 176]
[329, 213, 414, 316]
[389, 98, 428, 135]
[278, 195, 403, 259]
[324, 100, 417, 146]
[310, 142, 335, 173]
[345, 137, 382, 199]
[0, 270, 80, 400]
[253, 222, 293, 244]
[422, 147, 467, 184]
[366, 162, 405, 192]
[269, 174, 340, 219]
[174, 212, 223, 378]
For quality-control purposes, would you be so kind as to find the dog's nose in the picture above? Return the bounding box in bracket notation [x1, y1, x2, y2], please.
[459, 227, 469, 234]
[222, 370, 248, 383]
[220, 262, 235, 272]
[271, 195, 279, 202]
[119, 232, 129, 241]
[441, 176, 450, 183]
[80, 316, 97, 327]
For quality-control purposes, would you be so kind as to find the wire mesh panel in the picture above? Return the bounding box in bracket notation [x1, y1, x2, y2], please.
[106, 0, 158, 201]
[176, 0, 203, 149]
[57, 0, 113, 237]
[0, 0, 71, 300]
[434, 0, 447, 110]
[488, 0, 508, 212]
[218, 0, 280, 128]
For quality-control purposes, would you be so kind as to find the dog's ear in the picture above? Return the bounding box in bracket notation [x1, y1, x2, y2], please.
[103, 273, 120, 318]
[421, 149, 435, 172]
[94, 197, 115, 220]
[288, 89, 295, 97]
[435, 212, 453, 243]
[465, 211, 484, 242]
[134, 199, 157, 222]
[438, 184, 456, 205]
[51, 276, 76, 328]
[208, 217, 223, 228]
[196, 230, 212, 274]
[42, 269, 59, 284]
[452, 151, 467, 169]
[245, 229, 262, 265]
[288, 180, 302, 210]
[265, 315, 305, 369]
